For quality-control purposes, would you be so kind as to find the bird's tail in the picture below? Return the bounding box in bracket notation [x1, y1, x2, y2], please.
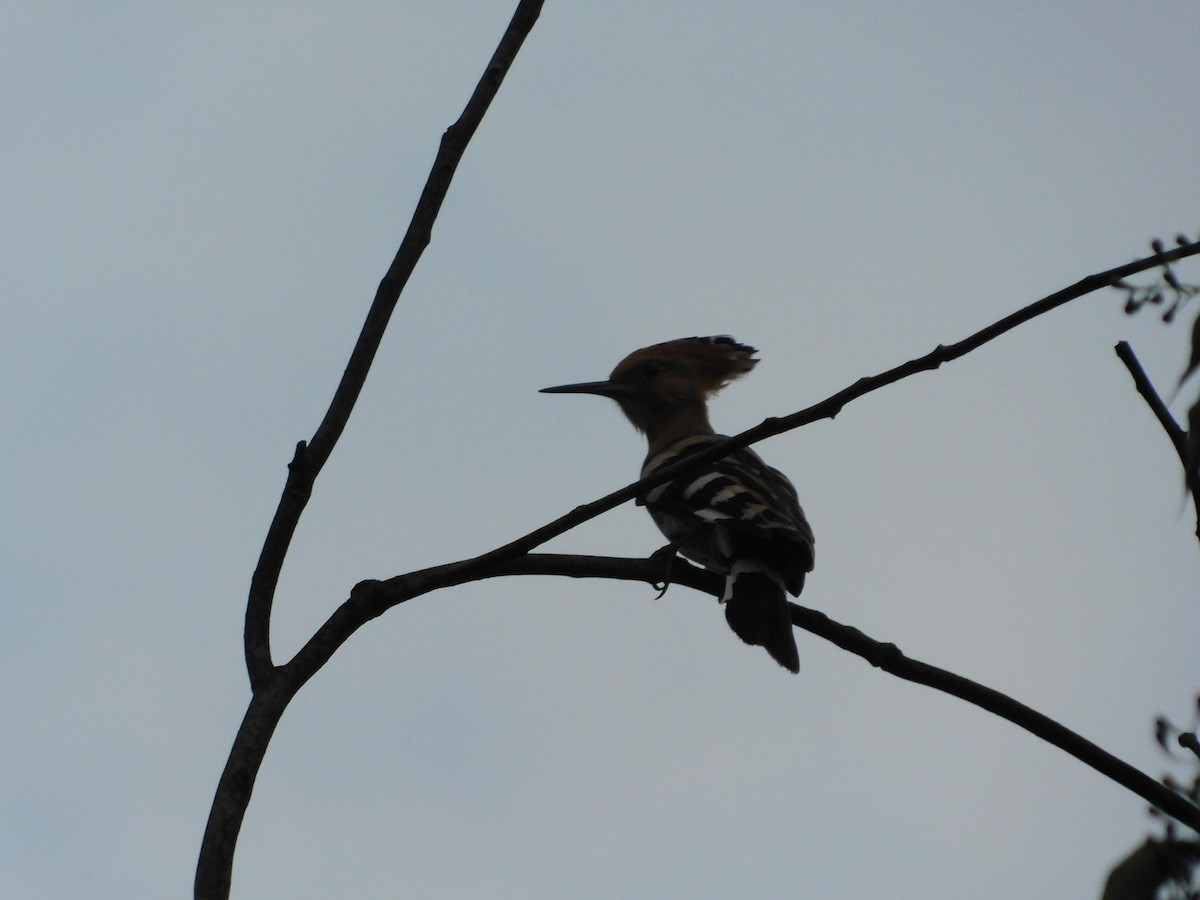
[722, 560, 800, 673]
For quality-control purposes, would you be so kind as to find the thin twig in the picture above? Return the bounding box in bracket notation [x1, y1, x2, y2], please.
[1115, 342, 1188, 463]
[1114, 340, 1200, 540]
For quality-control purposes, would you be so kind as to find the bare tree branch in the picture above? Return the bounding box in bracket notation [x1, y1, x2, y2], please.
[307, 544, 1200, 830]
[807, 601, 1200, 834]
[196, 3, 546, 898]
[458, 241, 1200, 572]
[207, 239, 1200, 898]
[196, 0, 1200, 890]
[242, 0, 545, 694]
[1115, 340, 1200, 539]
[203, 240, 1200, 897]
[1115, 341, 1189, 463]
[347, 557, 1200, 832]
[238, 552, 1200, 841]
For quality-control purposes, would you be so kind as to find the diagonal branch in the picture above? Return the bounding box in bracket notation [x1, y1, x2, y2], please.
[281, 552, 1200, 831]
[204, 0, 1200, 879]
[804, 601, 1200, 832]
[241, 0, 546, 693]
[205, 220, 1200, 897]
[1114, 340, 1200, 539]
[1115, 341, 1189, 462]
[462, 241, 1200, 571]
[212, 240, 1200, 895]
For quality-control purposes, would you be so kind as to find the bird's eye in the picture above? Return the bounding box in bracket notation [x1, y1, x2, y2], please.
[641, 362, 663, 378]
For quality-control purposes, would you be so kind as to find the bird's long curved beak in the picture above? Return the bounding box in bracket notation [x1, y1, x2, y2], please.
[539, 380, 627, 398]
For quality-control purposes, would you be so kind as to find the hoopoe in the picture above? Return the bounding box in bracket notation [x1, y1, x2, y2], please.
[542, 336, 814, 673]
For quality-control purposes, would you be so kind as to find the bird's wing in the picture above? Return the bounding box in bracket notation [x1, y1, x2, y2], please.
[639, 435, 815, 579]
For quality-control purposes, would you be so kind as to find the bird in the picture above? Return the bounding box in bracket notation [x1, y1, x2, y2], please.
[541, 336, 814, 673]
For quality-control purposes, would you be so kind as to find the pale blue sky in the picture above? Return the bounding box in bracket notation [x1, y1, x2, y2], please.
[3, 3, 1198, 898]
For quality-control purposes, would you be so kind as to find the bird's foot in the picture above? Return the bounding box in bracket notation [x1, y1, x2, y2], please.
[648, 542, 682, 599]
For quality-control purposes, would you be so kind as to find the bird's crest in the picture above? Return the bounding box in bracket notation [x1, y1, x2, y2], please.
[611, 336, 758, 395]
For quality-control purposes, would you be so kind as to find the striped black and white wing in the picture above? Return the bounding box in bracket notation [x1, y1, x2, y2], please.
[638, 434, 815, 594]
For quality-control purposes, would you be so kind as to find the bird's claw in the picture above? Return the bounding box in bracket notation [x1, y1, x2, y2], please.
[648, 542, 681, 599]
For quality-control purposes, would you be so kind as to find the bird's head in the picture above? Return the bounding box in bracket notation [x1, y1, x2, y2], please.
[541, 336, 758, 440]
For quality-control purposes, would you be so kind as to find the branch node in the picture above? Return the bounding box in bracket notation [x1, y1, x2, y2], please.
[870, 641, 906, 670]
[350, 578, 384, 605]
[248, 662, 278, 694]
[287, 440, 310, 472]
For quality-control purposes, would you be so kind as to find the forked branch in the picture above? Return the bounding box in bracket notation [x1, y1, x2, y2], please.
[197, 0, 1200, 892]
[202, 240, 1200, 897]
[242, 0, 546, 694]
[197, 3, 546, 897]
